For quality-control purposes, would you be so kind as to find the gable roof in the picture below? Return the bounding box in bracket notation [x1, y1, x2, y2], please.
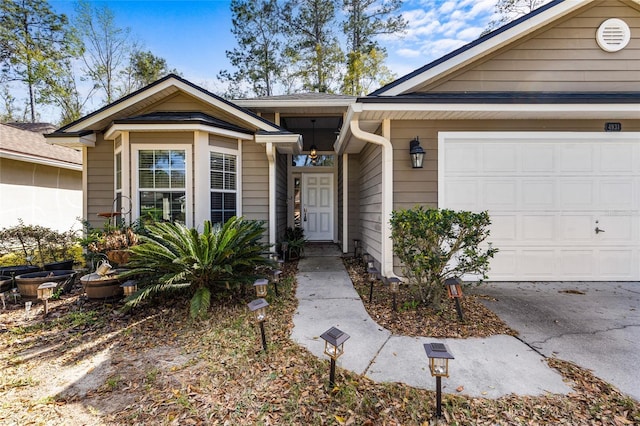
[0, 123, 81, 170]
[46, 74, 290, 146]
[370, 0, 593, 97]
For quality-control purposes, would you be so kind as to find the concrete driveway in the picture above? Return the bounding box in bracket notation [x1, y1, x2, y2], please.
[472, 281, 640, 401]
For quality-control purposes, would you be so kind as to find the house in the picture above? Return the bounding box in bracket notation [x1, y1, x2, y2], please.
[0, 123, 82, 231]
[46, 0, 640, 281]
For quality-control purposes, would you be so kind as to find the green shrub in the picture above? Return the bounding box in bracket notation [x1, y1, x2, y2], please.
[390, 206, 497, 309]
[122, 217, 273, 319]
[0, 220, 80, 267]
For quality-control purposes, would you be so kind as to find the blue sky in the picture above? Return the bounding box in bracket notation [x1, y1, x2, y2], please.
[31, 0, 505, 120]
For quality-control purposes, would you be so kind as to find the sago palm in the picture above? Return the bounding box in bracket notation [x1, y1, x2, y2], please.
[123, 217, 272, 319]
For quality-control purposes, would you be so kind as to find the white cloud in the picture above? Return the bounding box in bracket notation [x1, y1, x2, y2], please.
[395, 48, 422, 58]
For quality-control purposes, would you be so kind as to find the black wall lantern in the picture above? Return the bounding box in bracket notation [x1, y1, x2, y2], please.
[409, 137, 425, 168]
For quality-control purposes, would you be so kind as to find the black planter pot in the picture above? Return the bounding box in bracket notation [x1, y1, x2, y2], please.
[0, 265, 40, 276]
[0, 275, 13, 292]
[44, 260, 75, 271]
[15, 270, 76, 298]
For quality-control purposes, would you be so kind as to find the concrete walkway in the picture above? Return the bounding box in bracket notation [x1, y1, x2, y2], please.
[291, 250, 571, 398]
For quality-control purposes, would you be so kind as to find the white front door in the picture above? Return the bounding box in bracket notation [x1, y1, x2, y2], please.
[302, 173, 333, 241]
[440, 132, 640, 281]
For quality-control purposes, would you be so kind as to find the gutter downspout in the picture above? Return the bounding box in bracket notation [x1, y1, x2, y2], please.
[349, 112, 395, 278]
[265, 142, 277, 249]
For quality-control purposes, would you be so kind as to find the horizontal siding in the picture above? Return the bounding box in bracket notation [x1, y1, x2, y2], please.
[86, 134, 115, 228]
[359, 143, 382, 265]
[347, 154, 361, 253]
[428, 0, 640, 92]
[242, 140, 269, 225]
[276, 152, 288, 242]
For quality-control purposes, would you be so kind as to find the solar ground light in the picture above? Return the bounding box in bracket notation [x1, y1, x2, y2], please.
[424, 342, 455, 418]
[320, 326, 350, 388]
[253, 278, 268, 298]
[387, 277, 401, 311]
[37, 282, 57, 317]
[248, 298, 269, 352]
[121, 280, 138, 297]
[271, 269, 281, 296]
[445, 277, 464, 321]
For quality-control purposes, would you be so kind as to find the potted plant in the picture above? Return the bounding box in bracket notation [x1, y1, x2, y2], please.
[282, 226, 306, 260]
[83, 224, 139, 267]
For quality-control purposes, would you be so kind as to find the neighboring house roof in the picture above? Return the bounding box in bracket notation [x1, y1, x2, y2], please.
[238, 92, 357, 102]
[358, 92, 640, 104]
[0, 123, 82, 170]
[5, 122, 57, 134]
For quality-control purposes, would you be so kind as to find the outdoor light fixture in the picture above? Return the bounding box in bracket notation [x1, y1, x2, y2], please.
[271, 269, 281, 296]
[410, 137, 425, 168]
[248, 298, 269, 352]
[445, 277, 464, 321]
[353, 239, 362, 258]
[121, 280, 138, 297]
[424, 342, 455, 418]
[387, 277, 401, 312]
[320, 326, 350, 388]
[254, 278, 268, 298]
[37, 282, 57, 317]
[367, 265, 379, 303]
[309, 119, 318, 161]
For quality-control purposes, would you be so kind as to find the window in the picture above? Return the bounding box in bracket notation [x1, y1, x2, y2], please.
[292, 154, 334, 167]
[210, 152, 237, 224]
[138, 149, 186, 223]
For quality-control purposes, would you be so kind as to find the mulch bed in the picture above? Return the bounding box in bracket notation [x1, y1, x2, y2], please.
[344, 256, 518, 338]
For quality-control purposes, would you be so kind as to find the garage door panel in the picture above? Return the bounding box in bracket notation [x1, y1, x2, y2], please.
[522, 215, 554, 241]
[560, 145, 594, 173]
[484, 145, 517, 173]
[561, 250, 594, 277]
[489, 215, 517, 240]
[560, 181, 594, 209]
[440, 132, 640, 281]
[522, 181, 554, 208]
[598, 250, 634, 278]
[522, 145, 554, 173]
[520, 250, 555, 278]
[484, 181, 517, 207]
[560, 215, 594, 240]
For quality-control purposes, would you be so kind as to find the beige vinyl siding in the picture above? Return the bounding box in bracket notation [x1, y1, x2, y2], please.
[337, 155, 344, 250]
[358, 143, 382, 265]
[142, 92, 259, 132]
[347, 154, 361, 254]
[242, 140, 270, 237]
[86, 133, 116, 227]
[275, 151, 288, 241]
[425, 0, 640, 93]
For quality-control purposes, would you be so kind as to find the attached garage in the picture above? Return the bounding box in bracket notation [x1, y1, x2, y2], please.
[439, 132, 640, 281]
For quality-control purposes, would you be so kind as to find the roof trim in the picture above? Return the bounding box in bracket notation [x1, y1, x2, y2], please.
[370, 0, 586, 96]
[57, 74, 283, 133]
[44, 131, 96, 148]
[360, 92, 640, 104]
[0, 150, 82, 171]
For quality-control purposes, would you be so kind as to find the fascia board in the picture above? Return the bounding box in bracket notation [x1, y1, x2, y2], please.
[0, 150, 82, 171]
[104, 123, 253, 140]
[357, 102, 640, 115]
[378, 0, 590, 96]
[254, 133, 302, 147]
[44, 133, 96, 148]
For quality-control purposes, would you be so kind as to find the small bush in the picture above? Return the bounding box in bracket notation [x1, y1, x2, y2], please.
[390, 206, 497, 309]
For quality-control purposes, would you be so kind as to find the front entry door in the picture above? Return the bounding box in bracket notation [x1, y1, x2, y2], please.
[302, 173, 333, 241]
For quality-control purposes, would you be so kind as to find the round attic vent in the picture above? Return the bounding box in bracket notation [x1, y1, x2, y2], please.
[596, 18, 631, 52]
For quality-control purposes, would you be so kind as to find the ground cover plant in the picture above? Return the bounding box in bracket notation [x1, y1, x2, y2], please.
[0, 261, 638, 425]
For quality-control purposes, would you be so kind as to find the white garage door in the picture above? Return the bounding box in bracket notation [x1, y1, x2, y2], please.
[439, 132, 640, 281]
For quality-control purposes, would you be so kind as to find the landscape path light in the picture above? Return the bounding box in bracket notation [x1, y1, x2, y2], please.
[387, 277, 401, 311]
[37, 281, 57, 318]
[253, 278, 268, 298]
[320, 326, 350, 389]
[445, 277, 464, 321]
[248, 298, 269, 352]
[271, 269, 281, 296]
[424, 342, 455, 418]
[367, 266, 379, 303]
[121, 280, 138, 297]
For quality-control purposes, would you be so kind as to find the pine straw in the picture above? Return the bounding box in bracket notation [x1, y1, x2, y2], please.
[0, 261, 638, 425]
